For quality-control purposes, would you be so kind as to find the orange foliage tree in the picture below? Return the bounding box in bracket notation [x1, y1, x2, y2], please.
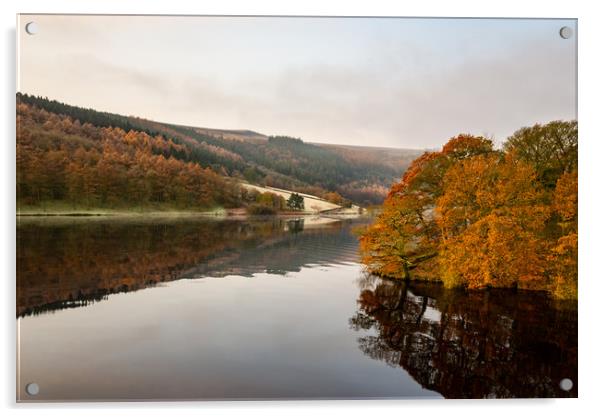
[548, 170, 578, 299]
[360, 122, 578, 299]
[436, 153, 550, 289]
[360, 135, 494, 280]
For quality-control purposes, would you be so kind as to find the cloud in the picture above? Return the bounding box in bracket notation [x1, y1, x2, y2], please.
[19, 16, 576, 149]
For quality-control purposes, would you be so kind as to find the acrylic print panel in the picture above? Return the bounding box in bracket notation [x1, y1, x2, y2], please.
[16, 15, 577, 401]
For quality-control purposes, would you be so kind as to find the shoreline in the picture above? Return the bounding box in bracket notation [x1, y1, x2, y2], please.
[16, 209, 365, 219]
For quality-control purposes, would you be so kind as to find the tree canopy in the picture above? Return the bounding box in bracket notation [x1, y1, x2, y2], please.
[287, 193, 305, 211]
[360, 121, 577, 299]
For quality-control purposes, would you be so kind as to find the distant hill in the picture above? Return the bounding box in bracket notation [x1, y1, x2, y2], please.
[193, 127, 268, 143]
[317, 143, 423, 172]
[16, 93, 424, 205]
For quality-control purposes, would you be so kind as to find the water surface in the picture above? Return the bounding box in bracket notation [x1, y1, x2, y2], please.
[16, 216, 576, 400]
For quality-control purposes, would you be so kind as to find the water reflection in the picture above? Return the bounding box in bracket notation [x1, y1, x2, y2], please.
[17, 216, 578, 400]
[18, 217, 438, 401]
[350, 275, 578, 398]
[17, 216, 359, 317]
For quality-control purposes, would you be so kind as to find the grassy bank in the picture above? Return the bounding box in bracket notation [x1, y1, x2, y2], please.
[17, 202, 231, 217]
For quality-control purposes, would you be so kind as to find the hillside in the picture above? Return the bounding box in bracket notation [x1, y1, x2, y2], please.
[16, 93, 423, 207]
[317, 143, 424, 172]
[241, 183, 343, 213]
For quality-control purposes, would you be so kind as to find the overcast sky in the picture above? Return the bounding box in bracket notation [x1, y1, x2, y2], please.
[18, 15, 576, 149]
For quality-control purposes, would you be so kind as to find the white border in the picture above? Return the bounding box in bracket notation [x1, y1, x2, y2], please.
[2, 1, 601, 416]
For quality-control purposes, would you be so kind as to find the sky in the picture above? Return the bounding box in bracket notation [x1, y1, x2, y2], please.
[18, 15, 577, 149]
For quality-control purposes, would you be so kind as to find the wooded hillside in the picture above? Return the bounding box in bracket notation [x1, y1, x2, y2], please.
[17, 93, 421, 207]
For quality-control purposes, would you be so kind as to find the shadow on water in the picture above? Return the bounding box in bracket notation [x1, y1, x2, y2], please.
[350, 275, 578, 398]
[17, 216, 360, 317]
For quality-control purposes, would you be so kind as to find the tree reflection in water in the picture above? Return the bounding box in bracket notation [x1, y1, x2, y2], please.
[17, 217, 359, 317]
[350, 274, 577, 398]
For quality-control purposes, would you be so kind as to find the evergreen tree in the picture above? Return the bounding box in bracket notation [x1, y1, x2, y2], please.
[287, 193, 305, 211]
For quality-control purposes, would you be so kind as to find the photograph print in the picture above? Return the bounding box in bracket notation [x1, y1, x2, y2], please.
[16, 15, 577, 401]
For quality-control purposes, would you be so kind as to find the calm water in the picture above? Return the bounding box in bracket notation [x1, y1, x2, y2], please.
[16, 216, 577, 401]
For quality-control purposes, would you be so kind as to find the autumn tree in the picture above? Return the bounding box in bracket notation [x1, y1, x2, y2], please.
[436, 153, 549, 289]
[360, 135, 494, 280]
[324, 191, 345, 205]
[548, 170, 577, 299]
[247, 191, 287, 215]
[360, 124, 578, 299]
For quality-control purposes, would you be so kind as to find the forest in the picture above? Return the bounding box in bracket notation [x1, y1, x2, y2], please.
[17, 93, 418, 207]
[359, 120, 577, 299]
[16, 100, 244, 210]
